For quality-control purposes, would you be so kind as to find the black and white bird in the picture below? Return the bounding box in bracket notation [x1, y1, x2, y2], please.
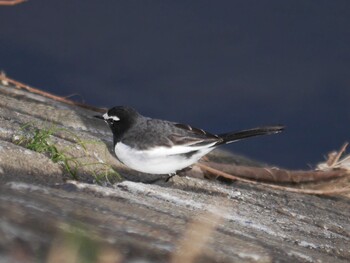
[96, 106, 283, 175]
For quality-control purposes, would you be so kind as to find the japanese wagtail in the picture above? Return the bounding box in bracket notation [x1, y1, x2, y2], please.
[95, 106, 283, 175]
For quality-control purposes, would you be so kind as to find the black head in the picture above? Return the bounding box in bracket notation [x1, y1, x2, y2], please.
[97, 106, 140, 141]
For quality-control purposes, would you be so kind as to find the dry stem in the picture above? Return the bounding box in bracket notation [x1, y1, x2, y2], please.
[0, 0, 26, 5]
[0, 73, 105, 112]
[197, 163, 350, 195]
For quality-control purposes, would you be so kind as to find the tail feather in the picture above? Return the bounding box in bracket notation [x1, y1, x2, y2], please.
[218, 125, 284, 145]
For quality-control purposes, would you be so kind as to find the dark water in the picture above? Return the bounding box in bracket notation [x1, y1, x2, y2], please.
[1, 1, 349, 168]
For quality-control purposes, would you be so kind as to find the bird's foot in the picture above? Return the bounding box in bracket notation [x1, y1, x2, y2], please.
[166, 166, 193, 181]
[165, 173, 176, 182]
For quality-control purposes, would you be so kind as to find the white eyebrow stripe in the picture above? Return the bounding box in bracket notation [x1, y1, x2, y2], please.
[103, 113, 120, 121]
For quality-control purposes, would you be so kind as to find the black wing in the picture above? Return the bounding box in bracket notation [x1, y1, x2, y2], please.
[169, 123, 222, 147]
[122, 119, 222, 150]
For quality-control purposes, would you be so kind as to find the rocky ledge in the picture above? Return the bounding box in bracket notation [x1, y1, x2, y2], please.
[0, 80, 349, 263]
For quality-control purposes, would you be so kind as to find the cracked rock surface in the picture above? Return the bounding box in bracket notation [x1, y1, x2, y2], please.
[0, 83, 349, 263]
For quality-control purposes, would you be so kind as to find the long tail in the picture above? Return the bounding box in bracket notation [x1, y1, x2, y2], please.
[217, 125, 284, 145]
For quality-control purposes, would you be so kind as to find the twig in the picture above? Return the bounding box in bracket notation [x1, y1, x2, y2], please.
[202, 161, 349, 183]
[196, 163, 350, 195]
[0, 0, 26, 6]
[0, 74, 105, 113]
[326, 142, 349, 167]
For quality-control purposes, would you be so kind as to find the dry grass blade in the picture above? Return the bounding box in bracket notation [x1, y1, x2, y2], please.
[318, 142, 350, 170]
[171, 210, 222, 263]
[327, 142, 348, 167]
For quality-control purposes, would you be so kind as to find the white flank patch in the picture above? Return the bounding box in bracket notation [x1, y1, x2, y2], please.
[114, 142, 216, 174]
[103, 113, 120, 121]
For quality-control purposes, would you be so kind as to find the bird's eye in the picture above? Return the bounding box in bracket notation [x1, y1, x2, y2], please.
[104, 119, 114, 125]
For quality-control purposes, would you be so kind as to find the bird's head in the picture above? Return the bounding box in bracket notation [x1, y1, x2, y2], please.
[95, 106, 139, 137]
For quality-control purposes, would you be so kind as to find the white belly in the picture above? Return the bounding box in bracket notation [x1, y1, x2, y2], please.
[114, 142, 214, 174]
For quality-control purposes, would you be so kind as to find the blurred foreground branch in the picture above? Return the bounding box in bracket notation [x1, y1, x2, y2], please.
[0, 0, 26, 6]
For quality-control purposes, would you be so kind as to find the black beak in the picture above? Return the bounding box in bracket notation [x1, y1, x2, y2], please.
[94, 115, 104, 120]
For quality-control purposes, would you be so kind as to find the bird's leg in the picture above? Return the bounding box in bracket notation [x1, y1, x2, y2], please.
[177, 166, 193, 175]
[166, 173, 176, 182]
[167, 166, 193, 181]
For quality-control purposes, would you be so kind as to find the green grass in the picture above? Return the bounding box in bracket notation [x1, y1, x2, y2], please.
[14, 123, 122, 183]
